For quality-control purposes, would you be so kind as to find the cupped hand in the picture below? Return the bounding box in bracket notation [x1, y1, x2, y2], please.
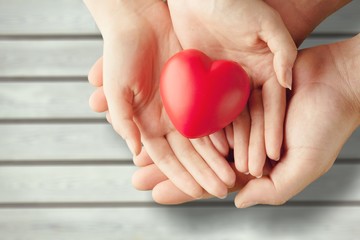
[167, 0, 297, 177]
[85, 0, 236, 199]
[131, 36, 360, 206]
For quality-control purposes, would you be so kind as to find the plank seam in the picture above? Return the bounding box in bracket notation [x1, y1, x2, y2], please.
[0, 201, 359, 209]
[0, 76, 88, 82]
[0, 159, 357, 166]
[0, 160, 134, 166]
[0, 33, 355, 40]
[0, 119, 107, 124]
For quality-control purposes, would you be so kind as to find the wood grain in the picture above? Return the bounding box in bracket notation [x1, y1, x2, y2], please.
[0, 164, 359, 203]
[0, 124, 131, 161]
[0, 0, 359, 35]
[0, 40, 102, 77]
[0, 207, 359, 240]
[0, 124, 358, 161]
[0, 82, 101, 119]
[0, 37, 352, 78]
[0, 0, 98, 35]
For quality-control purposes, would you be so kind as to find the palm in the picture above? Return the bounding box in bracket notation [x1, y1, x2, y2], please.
[132, 41, 360, 205]
[167, 0, 296, 176]
[168, 0, 276, 87]
[115, 2, 180, 137]
[89, 1, 237, 199]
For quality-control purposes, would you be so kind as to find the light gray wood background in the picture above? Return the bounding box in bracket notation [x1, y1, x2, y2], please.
[0, 0, 359, 239]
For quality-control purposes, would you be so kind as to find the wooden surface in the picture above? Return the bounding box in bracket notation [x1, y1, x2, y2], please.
[0, 0, 359, 239]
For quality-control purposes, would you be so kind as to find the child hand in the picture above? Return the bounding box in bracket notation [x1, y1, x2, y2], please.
[84, 0, 236, 199]
[168, 0, 297, 177]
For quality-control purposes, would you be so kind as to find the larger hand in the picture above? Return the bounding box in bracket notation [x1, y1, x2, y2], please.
[133, 36, 360, 205]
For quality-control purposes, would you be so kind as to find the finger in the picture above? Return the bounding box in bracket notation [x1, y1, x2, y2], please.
[88, 57, 103, 87]
[152, 163, 254, 205]
[105, 111, 112, 124]
[248, 90, 266, 178]
[262, 79, 286, 160]
[225, 124, 234, 149]
[132, 164, 167, 191]
[190, 137, 236, 188]
[233, 106, 251, 174]
[166, 131, 228, 199]
[153, 180, 198, 205]
[89, 87, 108, 112]
[209, 130, 230, 157]
[260, 12, 297, 89]
[133, 147, 153, 167]
[104, 83, 141, 156]
[234, 151, 325, 208]
[142, 137, 204, 199]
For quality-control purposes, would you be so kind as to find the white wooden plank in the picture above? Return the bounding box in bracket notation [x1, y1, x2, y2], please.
[0, 207, 359, 239]
[0, 0, 359, 35]
[0, 40, 102, 77]
[0, 0, 98, 35]
[0, 124, 358, 161]
[0, 164, 360, 203]
[0, 82, 101, 119]
[0, 37, 355, 78]
[0, 124, 132, 161]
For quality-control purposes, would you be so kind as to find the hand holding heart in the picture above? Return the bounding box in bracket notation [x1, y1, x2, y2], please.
[132, 37, 360, 206]
[85, 0, 237, 199]
[84, 0, 298, 202]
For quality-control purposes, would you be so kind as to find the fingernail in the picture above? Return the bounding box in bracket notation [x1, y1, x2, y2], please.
[125, 139, 135, 156]
[256, 174, 263, 179]
[238, 202, 257, 208]
[219, 194, 228, 199]
[286, 68, 292, 90]
[244, 172, 250, 175]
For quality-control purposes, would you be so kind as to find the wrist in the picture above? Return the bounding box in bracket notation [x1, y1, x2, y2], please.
[331, 34, 360, 126]
[265, 0, 351, 46]
[83, 0, 158, 38]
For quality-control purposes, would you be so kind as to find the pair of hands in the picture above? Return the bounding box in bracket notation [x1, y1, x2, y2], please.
[85, 0, 297, 200]
[90, 34, 360, 206]
[85, 0, 360, 206]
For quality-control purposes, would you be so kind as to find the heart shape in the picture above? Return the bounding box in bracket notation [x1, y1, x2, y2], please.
[160, 49, 250, 138]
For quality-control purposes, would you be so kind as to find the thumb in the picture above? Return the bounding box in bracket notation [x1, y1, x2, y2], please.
[102, 44, 142, 156]
[234, 151, 330, 208]
[260, 11, 297, 90]
[104, 82, 142, 156]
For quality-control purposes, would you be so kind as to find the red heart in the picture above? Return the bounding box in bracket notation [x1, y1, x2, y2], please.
[160, 49, 250, 138]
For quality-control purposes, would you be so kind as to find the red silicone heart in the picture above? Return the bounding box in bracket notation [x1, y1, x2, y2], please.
[160, 49, 250, 138]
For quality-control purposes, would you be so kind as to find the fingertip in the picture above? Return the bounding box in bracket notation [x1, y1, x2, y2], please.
[88, 57, 103, 87]
[133, 147, 153, 167]
[89, 87, 108, 112]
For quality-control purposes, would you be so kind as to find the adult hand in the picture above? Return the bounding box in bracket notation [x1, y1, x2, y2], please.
[132, 36, 360, 206]
[167, 0, 297, 177]
[84, 0, 236, 199]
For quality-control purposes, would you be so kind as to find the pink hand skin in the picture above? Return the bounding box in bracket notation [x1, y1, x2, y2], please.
[133, 35, 360, 206]
[167, 0, 298, 178]
[83, 0, 236, 199]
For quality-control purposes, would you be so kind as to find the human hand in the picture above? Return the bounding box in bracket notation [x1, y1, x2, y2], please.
[132, 35, 360, 206]
[265, 0, 351, 46]
[167, 0, 297, 177]
[84, 0, 236, 199]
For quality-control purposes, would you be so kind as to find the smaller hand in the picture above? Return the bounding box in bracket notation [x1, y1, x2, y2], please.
[85, 1, 236, 199]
